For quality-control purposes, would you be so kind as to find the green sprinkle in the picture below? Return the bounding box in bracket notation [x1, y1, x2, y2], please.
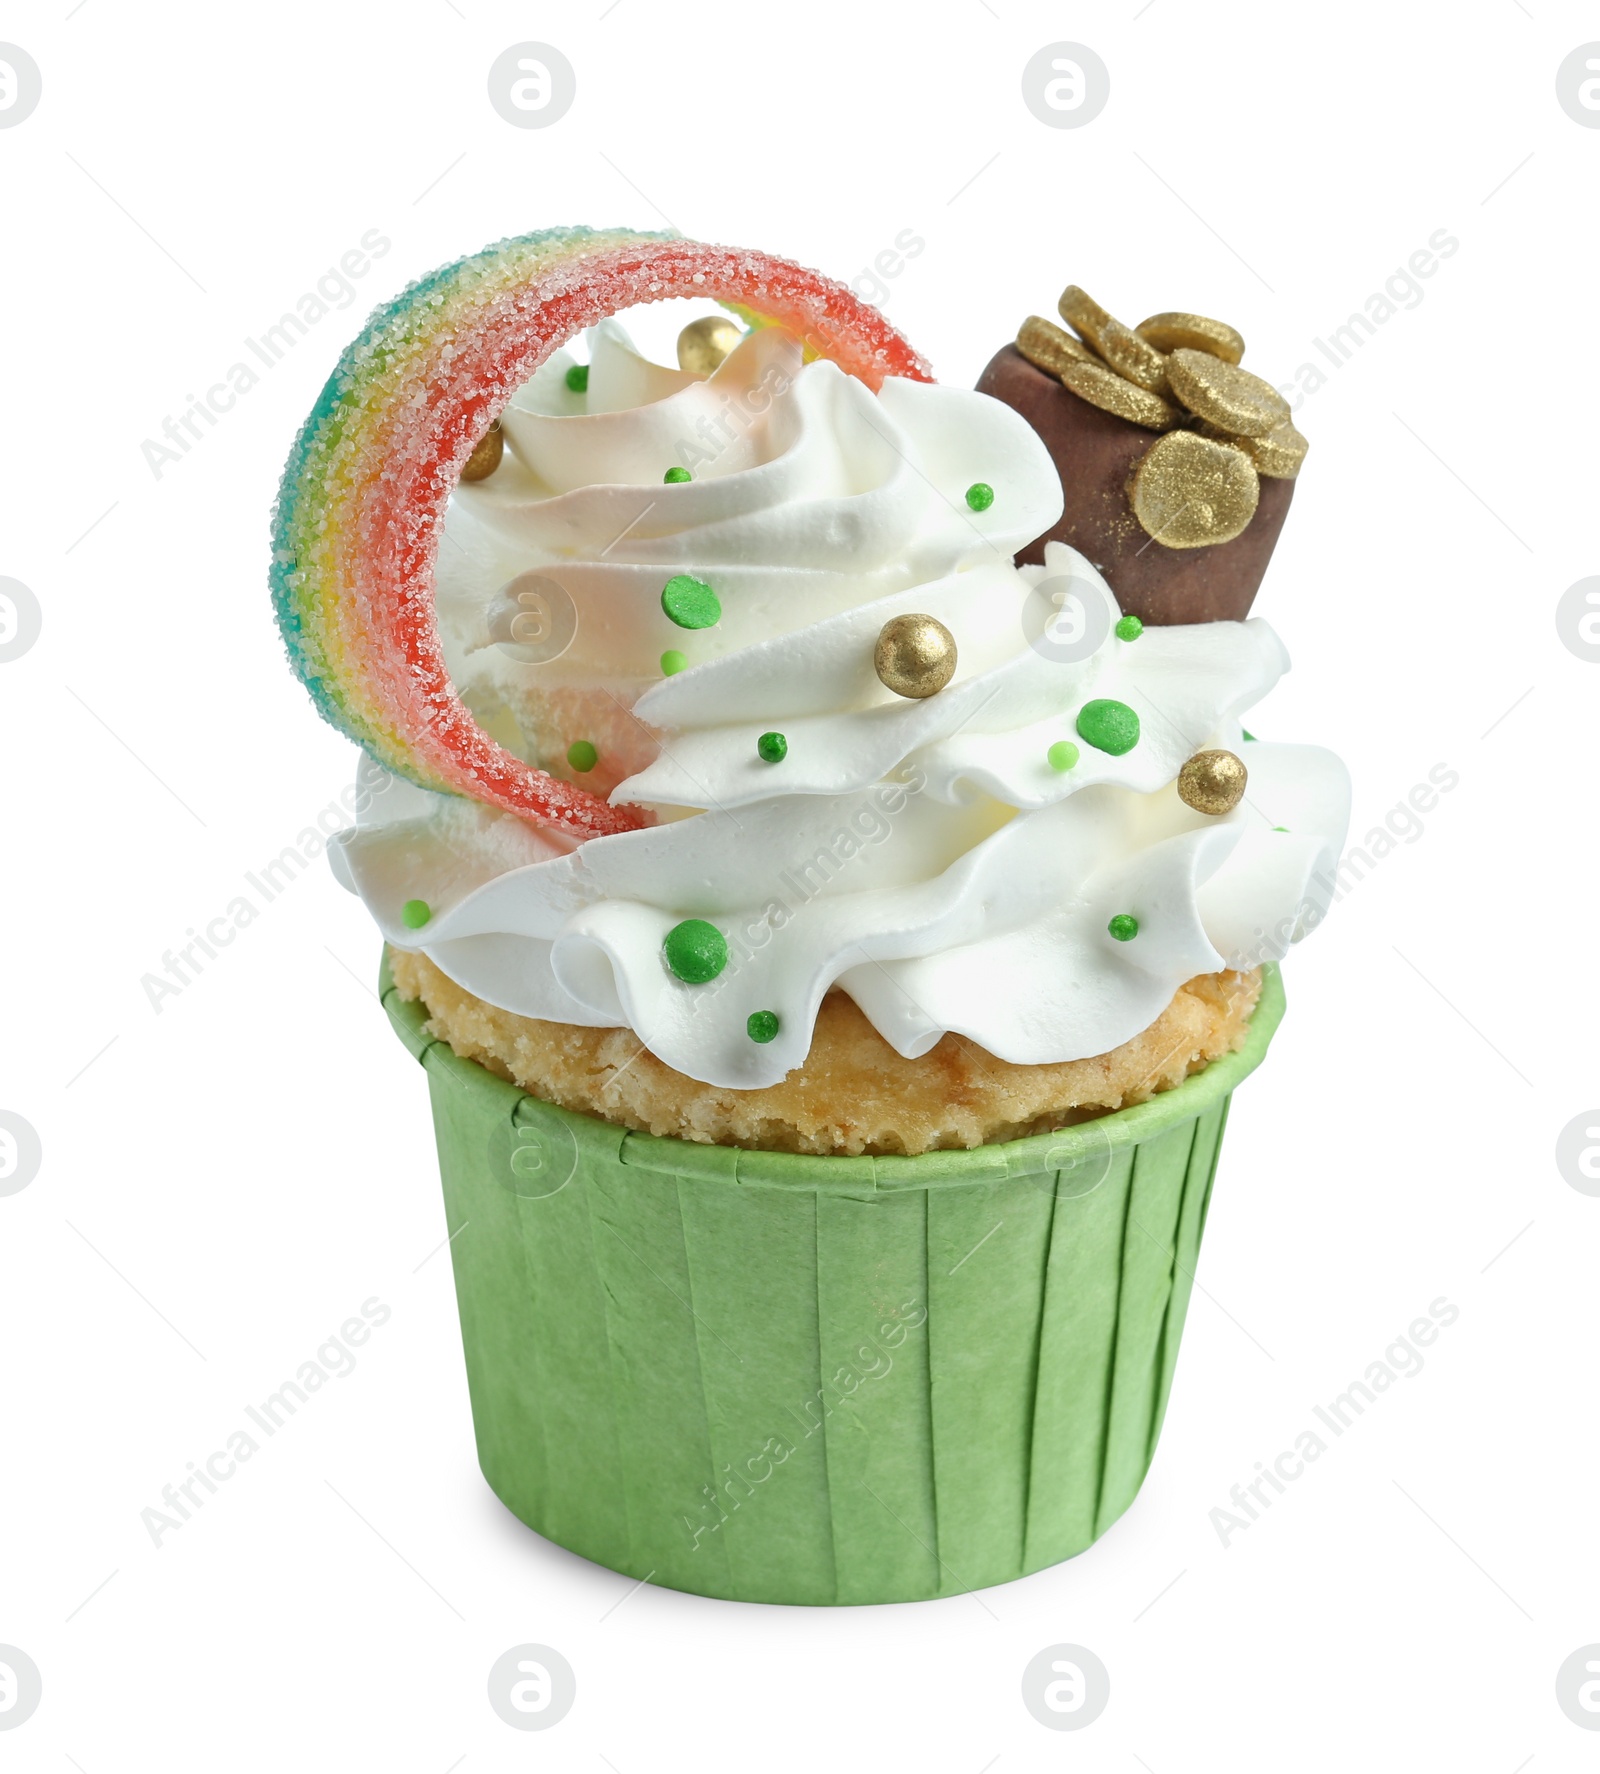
[663, 465, 693, 483]
[1241, 728, 1257, 742]
[747, 1010, 781, 1044]
[1047, 740, 1080, 772]
[660, 649, 688, 676]
[565, 363, 589, 393]
[566, 739, 598, 773]
[965, 481, 995, 512]
[663, 919, 728, 985]
[757, 731, 788, 763]
[1076, 698, 1141, 756]
[401, 899, 431, 930]
[1107, 913, 1140, 942]
[1115, 614, 1144, 641]
[1274, 825, 1288, 832]
[661, 573, 721, 630]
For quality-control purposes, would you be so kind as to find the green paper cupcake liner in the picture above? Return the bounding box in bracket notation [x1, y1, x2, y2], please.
[382, 953, 1285, 1605]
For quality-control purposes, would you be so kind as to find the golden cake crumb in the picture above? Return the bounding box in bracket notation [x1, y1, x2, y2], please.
[388, 950, 1261, 1157]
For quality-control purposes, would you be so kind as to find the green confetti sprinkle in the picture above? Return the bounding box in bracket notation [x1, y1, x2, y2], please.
[663, 919, 728, 984]
[1076, 698, 1141, 756]
[757, 731, 788, 763]
[1115, 614, 1144, 641]
[664, 465, 693, 483]
[1107, 913, 1140, 942]
[1241, 728, 1257, 742]
[566, 740, 598, 773]
[965, 481, 995, 512]
[401, 899, 431, 930]
[747, 1010, 780, 1044]
[660, 649, 688, 676]
[1047, 740, 1080, 772]
[1273, 825, 1288, 832]
[565, 364, 589, 393]
[661, 573, 721, 630]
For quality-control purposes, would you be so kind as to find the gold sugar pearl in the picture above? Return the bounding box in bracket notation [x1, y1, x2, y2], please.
[1059, 356, 1179, 431]
[1178, 749, 1249, 816]
[1231, 418, 1310, 480]
[875, 613, 958, 699]
[460, 419, 504, 483]
[1166, 348, 1290, 438]
[1135, 311, 1246, 365]
[677, 315, 744, 377]
[1130, 430, 1260, 548]
[1016, 315, 1097, 377]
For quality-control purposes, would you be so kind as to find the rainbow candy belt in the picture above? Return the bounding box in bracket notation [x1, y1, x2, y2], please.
[270, 226, 932, 842]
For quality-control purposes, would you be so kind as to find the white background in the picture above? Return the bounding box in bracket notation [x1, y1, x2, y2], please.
[2, 1, 1595, 1767]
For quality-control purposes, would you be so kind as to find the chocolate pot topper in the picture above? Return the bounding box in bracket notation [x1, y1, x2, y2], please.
[976, 288, 1307, 626]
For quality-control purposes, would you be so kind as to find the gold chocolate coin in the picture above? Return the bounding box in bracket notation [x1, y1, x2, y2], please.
[460, 419, 504, 483]
[1165, 348, 1290, 438]
[1057, 283, 1115, 341]
[1178, 749, 1248, 815]
[1057, 285, 1169, 392]
[1231, 419, 1310, 479]
[1135, 311, 1246, 364]
[1130, 430, 1260, 547]
[1094, 317, 1170, 394]
[1059, 356, 1179, 430]
[677, 315, 744, 377]
[1016, 315, 1097, 376]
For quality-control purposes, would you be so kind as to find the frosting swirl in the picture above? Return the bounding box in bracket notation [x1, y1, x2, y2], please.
[334, 322, 1349, 1088]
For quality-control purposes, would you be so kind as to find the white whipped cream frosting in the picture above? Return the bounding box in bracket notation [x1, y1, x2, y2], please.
[333, 322, 1350, 1088]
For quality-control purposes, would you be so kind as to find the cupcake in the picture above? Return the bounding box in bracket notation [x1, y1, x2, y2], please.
[273, 229, 1349, 1603]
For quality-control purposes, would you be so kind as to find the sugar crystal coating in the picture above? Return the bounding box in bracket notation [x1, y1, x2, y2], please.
[1076, 699, 1141, 756]
[663, 919, 728, 984]
[661, 574, 721, 629]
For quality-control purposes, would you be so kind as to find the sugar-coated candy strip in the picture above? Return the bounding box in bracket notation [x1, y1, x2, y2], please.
[271, 225, 932, 842]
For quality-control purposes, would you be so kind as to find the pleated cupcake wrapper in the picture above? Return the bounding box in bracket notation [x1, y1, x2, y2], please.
[383, 953, 1285, 1605]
